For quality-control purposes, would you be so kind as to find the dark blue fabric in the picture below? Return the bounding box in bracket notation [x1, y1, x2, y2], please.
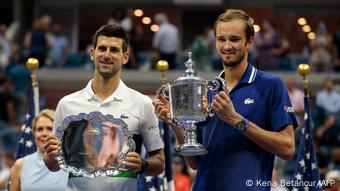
[133, 134, 143, 154]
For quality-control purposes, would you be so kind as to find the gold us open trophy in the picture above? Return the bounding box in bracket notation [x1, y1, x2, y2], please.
[157, 52, 226, 156]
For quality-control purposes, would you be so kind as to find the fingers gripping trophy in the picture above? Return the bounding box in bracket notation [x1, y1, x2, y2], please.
[157, 52, 226, 156]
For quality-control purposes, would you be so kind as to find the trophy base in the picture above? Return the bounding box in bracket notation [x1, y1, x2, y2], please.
[175, 143, 208, 156]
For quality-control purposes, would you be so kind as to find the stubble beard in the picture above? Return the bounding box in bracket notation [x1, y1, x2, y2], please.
[222, 52, 245, 68]
[96, 64, 119, 80]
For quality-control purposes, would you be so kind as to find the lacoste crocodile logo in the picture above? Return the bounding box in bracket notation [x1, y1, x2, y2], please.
[244, 98, 254, 104]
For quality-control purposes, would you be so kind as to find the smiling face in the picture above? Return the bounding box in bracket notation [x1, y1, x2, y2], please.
[215, 19, 253, 68]
[90, 35, 129, 79]
[34, 116, 54, 151]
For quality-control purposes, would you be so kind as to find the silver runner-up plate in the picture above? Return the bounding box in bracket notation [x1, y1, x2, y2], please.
[55, 111, 135, 178]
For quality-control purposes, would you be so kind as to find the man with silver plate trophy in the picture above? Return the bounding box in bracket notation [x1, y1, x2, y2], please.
[43, 24, 165, 191]
[157, 52, 225, 156]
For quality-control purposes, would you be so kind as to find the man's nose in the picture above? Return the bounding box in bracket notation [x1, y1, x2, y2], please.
[223, 41, 232, 49]
[103, 49, 112, 57]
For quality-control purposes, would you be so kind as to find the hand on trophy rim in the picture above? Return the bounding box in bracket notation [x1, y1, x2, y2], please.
[152, 95, 172, 122]
[121, 152, 143, 173]
[43, 134, 60, 160]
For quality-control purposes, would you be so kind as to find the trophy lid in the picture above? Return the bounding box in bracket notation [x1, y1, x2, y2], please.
[172, 51, 205, 84]
[184, 52, 195, 76]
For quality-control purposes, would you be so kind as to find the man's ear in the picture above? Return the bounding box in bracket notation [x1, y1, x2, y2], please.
[122, 51, 129, 65]
[246, 36, 254, 50]
[90, 48, 94, 61]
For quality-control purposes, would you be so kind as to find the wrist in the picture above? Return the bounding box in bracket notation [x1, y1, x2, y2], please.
[233, 115, 250, 133]
[138, 158, 149, 174]
[230, 113, 243, 127]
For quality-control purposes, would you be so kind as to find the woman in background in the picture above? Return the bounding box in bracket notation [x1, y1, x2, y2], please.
[10, 109, 68, 191]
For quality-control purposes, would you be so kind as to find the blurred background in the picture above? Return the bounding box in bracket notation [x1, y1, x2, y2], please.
[0, 0, 339, 190]
[0, 0, 338, 99]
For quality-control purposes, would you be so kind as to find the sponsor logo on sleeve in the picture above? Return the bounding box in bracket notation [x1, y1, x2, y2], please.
[284, 106, 294, 113]
[148, 126, 158, 130]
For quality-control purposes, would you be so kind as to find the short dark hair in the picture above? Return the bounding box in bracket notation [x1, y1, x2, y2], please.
[93, 24, 129, 52]
[213, 9, 254, 42]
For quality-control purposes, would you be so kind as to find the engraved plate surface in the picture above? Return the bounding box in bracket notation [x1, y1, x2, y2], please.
[171, 79, 206, 122]
[55, 111, 135, 178]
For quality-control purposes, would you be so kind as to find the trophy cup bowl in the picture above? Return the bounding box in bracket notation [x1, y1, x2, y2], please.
[157, 52, 225, 156]
[55, 112, 135, 178]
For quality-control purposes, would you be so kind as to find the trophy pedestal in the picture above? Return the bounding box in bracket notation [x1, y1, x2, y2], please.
[175, 143, 207, 156]
[175, 121, 208, 156]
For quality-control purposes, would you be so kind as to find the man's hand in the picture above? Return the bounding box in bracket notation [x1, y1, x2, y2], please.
[43, 135, 61, 171]
[121, 152, 143, 173]
[43, 135, 60, 161]
[211, 91, 242, 126]
[152, 96, 171, 123]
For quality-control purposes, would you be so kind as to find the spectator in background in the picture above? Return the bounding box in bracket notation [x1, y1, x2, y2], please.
[0, 150, 15, 191]
[310, 21, 332, 72]
[23, 15, 53, 68]
[332, 20, 340, 72]
[314, 77, 340, 176]
[285, 77, 304, 124]
[0, 24, 11, 73]
[152, 13, 179, 70]
[314, 106, 340, 176]
[48, 23, 69, 67]
[4, 42, 30, 121]
[0, 76, 19, 157]
[122, 10, 140, 69]
[192, 25, 213, 71]
[335, 78, 340, 93]
[7, 59, 31, 121]
[0, 75, 16, 127]
[316, 77, 340, 115]
[6, 42, 30, 96]
[6, 43, 24, 72]
[254, 19, 289, 71]
[172, 155, 191, 191]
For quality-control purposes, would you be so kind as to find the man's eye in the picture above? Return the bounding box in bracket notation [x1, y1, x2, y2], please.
[110, 48, 120, 52]
[230, 37, 241, 42]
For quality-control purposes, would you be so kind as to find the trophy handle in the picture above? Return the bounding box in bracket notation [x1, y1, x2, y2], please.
[155, 84, 178, 125]
[206, 77, 226, 117]
[156, 84, 170, 99]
